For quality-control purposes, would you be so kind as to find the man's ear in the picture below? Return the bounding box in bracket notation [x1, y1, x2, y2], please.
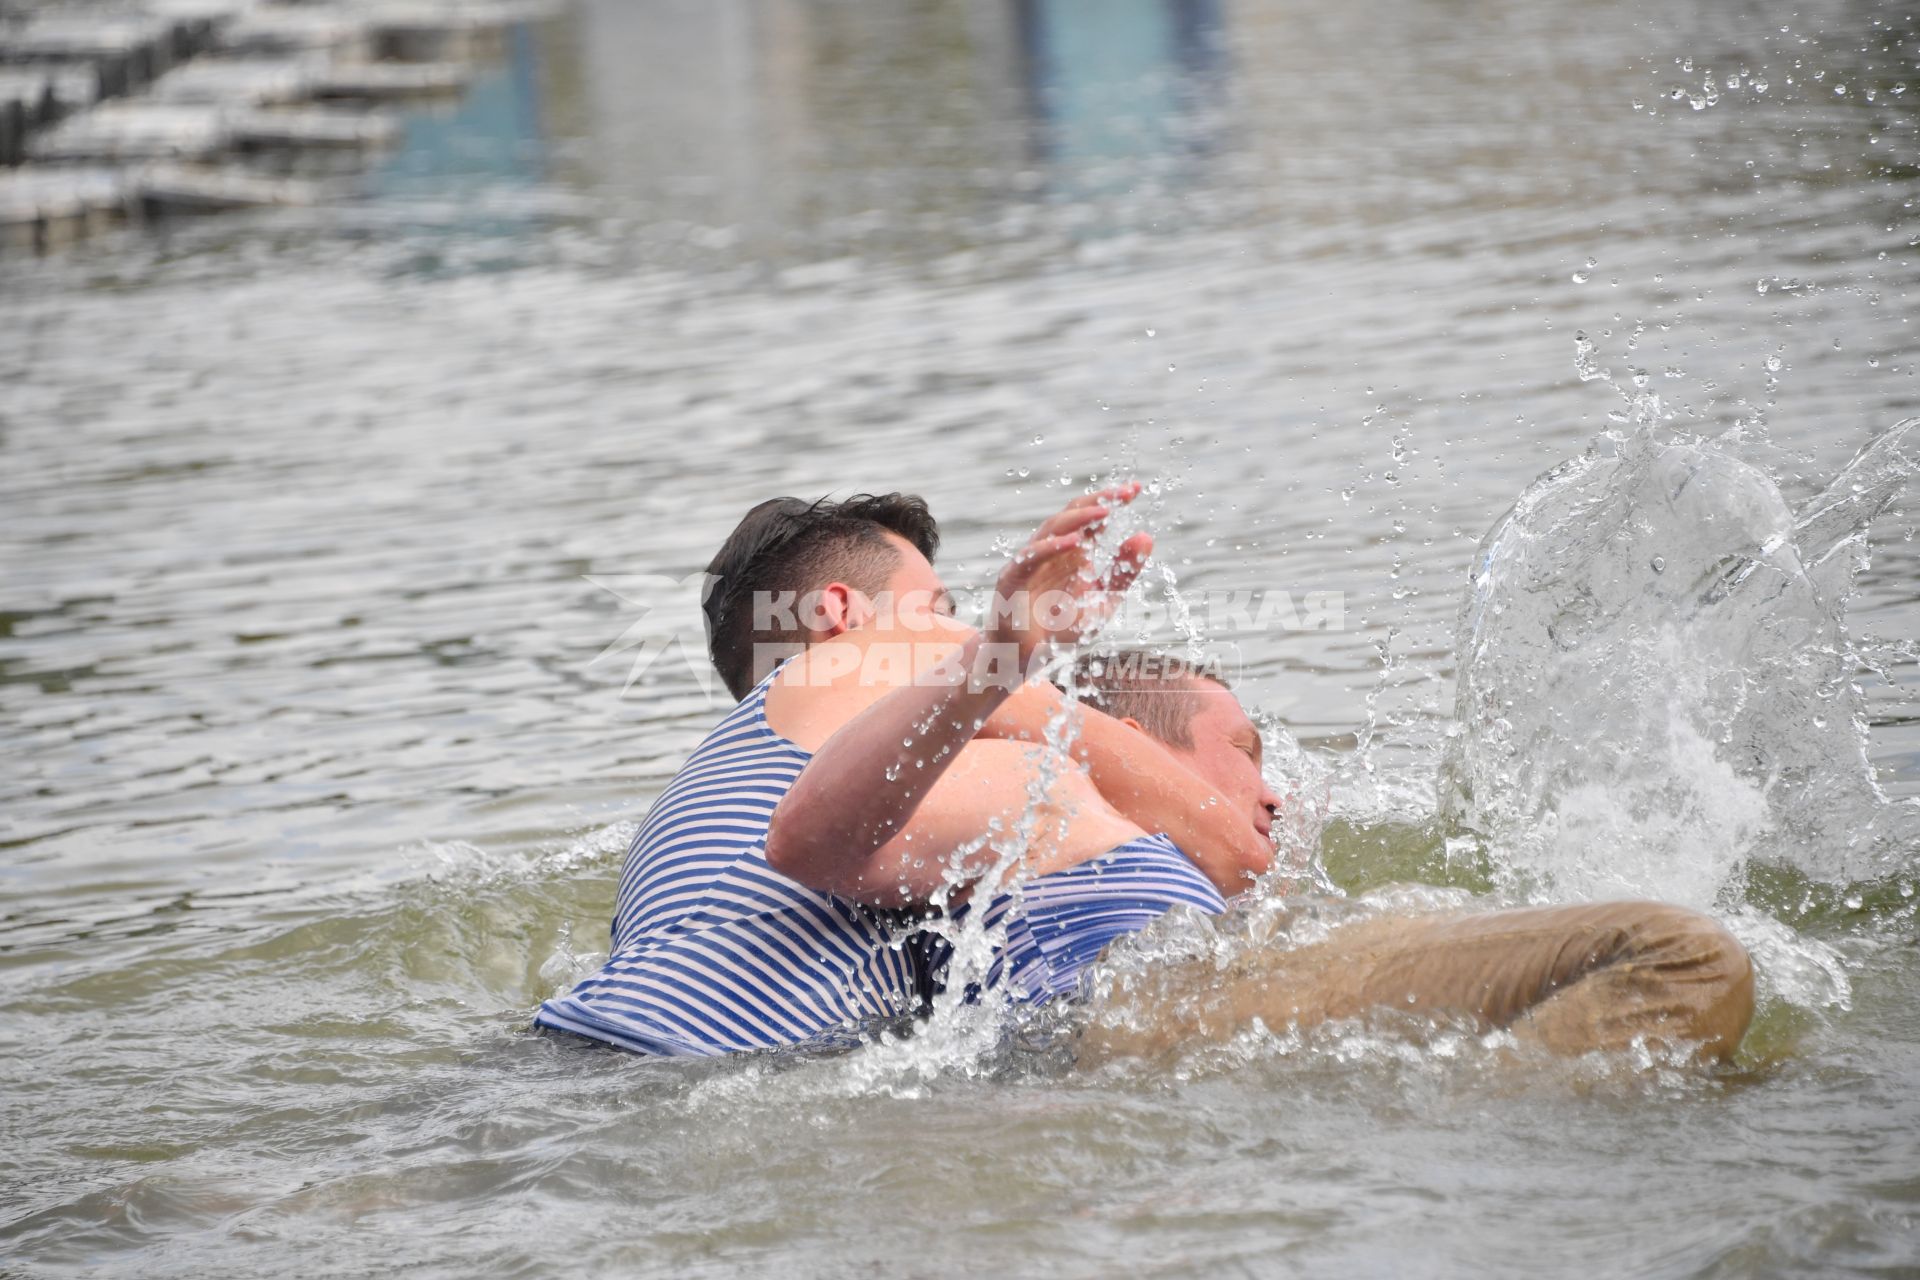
[813, 582, 874, 638]
[814, 582, 853, 637]
[1120, 716, 1145, 733]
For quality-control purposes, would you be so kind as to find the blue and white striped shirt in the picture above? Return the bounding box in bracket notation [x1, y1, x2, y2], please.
[984, 833, 1226, 1002]
[535, 673, 925, 1056]
[536, 671, 1228, 1056]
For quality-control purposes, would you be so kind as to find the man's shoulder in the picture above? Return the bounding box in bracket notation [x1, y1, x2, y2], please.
[759, 648, 881, 751]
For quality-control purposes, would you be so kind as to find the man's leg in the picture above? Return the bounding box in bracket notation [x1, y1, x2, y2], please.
[1079, 901, 1755, 1063]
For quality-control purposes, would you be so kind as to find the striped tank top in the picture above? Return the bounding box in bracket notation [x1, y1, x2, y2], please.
[533, 670, 926, 1057]
[945, 834, 1228, 1005]
[536, 670, 1230, 1056]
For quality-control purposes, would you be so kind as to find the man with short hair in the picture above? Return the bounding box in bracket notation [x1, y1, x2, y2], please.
[537, 486, 1264, 1055]
[701, 493, 944, 701]
[1071, 650, 1285, 851]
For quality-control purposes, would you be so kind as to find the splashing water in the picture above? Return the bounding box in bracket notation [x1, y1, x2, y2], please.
[1440, 417, 1920, 917]
[1263, 719, 1338, 893]
[851, 410, 1920, 1079]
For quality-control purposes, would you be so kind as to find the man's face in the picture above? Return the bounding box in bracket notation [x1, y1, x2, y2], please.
[861, 533, 956, 633]
[1169, 682, 1283, 842]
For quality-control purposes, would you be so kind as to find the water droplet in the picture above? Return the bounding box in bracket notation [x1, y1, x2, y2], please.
[1752, 79, 1768, 93]
[1651, 556, 1665, 572]
[1764, 354, 1783, 373]
[1573, 332, 1605, 382]
[1144, 328, 1156, 337]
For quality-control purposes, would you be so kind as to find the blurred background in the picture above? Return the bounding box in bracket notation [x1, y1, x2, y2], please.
[4, 0, 1915, 916]
[3, 1, 1919, 1275]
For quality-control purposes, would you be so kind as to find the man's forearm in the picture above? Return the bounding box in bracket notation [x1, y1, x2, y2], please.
[982, 682, 1273, 895]
[1074, 712, 1273, 896]
[765, 630, 1011, 892]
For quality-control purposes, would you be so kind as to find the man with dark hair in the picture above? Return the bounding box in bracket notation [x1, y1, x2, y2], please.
[537, 486, 1270, 1056]
[702, 493, 941, 700]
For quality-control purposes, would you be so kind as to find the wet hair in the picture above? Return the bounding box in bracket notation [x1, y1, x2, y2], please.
[703, 493, 939, 700]
[1071, 649, 1230, 750]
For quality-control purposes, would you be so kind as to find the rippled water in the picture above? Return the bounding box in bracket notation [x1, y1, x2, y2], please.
[4, 0, 1919, 1274]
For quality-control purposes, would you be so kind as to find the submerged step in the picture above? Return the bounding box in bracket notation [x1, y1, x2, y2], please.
[366, 2, 550, 61]
[0, 0, 530, 249]
[313, 61, 470, 100]
[135, 162, 328, 213]
[215, 8, 375, 58]
[29, 101, 231, 162]
[0, 166, 130, 251]
[29, 100, 402, 163]
[229, 108, 400, 150]
[0, 13, 225, 99]
[149, 57, 325, 107]
[0, 16, 173, 63]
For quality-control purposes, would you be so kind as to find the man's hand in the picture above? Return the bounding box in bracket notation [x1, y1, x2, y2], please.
[987, 482, 1153, 670]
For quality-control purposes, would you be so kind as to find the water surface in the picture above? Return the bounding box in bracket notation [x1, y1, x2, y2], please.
[3, 0, 1918, 1274]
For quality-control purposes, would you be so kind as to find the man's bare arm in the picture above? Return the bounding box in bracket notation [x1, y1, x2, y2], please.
[766, 488, 1152, 903]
